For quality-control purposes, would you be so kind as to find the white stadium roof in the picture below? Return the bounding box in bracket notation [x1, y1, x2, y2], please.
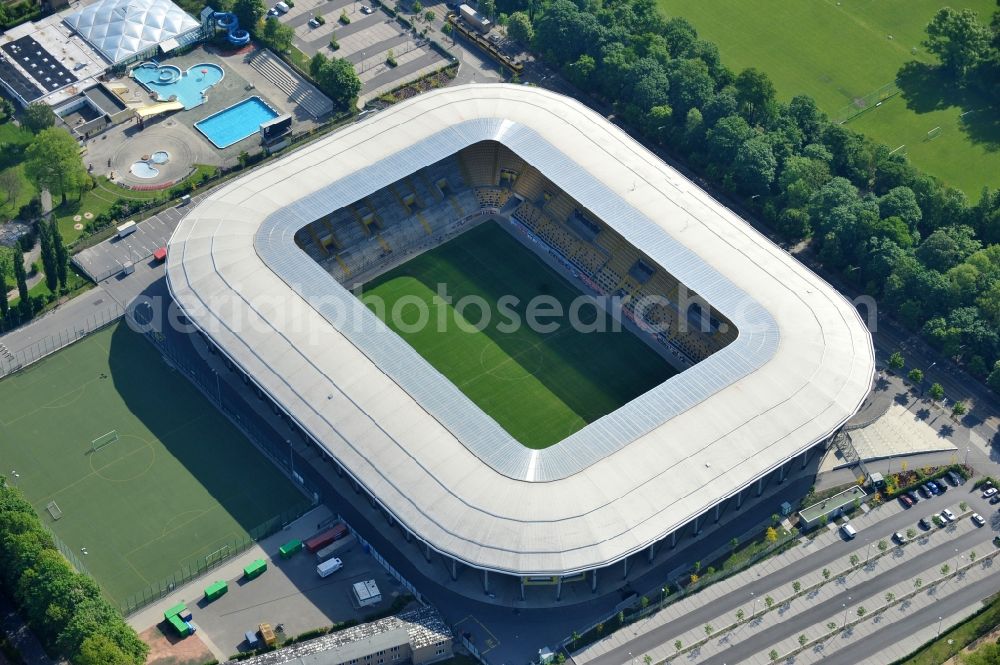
[166, 84, 875, 576]
[62, 0, 199, 64]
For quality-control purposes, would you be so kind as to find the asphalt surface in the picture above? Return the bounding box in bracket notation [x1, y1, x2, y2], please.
[587, 487, 999, 665]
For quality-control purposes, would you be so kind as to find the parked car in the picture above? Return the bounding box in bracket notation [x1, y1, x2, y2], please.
[906, 490, 920, 504]
[972, 513, 986, 527]
[892, 531, 906, 544]
[899, 494, 914, 508]
[361, 5, 374, 13]
[937, 481, 948, 494]
[919, 484, 933, 498]
[841, 523, 857, 539]
[990, 494, 1000, 505]
[919, 517, 933, 530]
[941, 508, 957, 522]
[308, 17, 320, 27]
[983, 487, 998, 500]
[274, 1, 290, 13]
[949, 471, 966, 485]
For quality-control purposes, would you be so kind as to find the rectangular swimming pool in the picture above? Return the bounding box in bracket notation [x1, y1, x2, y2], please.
[195, 97, 279, 149]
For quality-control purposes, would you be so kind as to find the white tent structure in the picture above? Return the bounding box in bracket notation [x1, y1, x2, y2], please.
[62, 0, 200, 64]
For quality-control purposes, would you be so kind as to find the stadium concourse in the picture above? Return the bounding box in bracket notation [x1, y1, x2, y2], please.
[165, 84, 875, 601]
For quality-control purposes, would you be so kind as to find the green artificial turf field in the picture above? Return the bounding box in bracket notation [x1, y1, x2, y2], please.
[660, 0, 999, 198]
[360, 222, 676, 449]
[0, 323, 310, 607]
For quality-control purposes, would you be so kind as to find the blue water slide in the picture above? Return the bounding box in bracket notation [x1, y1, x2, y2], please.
[213, 12, 251, 45]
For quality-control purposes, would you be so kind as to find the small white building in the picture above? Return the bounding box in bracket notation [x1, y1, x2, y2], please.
[352, 580, 381, 608]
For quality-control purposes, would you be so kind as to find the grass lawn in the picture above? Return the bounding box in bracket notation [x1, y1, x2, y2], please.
[360, 222, 676, 449]
[0, 123, 37, 223]
[0, 323, 311, 606]
[895, 590, 1000, 664]
[659, 0, 999, 198]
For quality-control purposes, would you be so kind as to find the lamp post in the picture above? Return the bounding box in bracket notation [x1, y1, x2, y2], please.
[937, 616, 944, 637]
[750, 591, 757, 618]
[842, 597, 852, 628]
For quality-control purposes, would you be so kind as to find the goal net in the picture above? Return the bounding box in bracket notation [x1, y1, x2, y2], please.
[90, 430, 119, 453]
[925, 127, 942, 141]
[46, 501, 63, 521]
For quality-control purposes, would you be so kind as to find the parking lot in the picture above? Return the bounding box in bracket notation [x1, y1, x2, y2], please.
[188, 536, 406, 654]
[272, 0, 453, 104]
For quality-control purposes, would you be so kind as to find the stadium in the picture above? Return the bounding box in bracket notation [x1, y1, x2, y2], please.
[166, 84, 875, 597]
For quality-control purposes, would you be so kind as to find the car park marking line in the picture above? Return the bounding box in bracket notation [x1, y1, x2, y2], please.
[454, 615, 500, 653]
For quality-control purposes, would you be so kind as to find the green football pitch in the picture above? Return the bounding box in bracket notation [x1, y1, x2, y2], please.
[0, 323, 310, 607]
[360, 222, 676, 449]
[660, 0, 999, 198]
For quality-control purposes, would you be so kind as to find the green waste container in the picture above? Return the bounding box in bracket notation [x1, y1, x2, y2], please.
[164, 602, 187, 621]
[204, 580, 228, 601]
[279, 539, 303, 559]
[168, 613, 191, 637]
[244, 558, 267, 580]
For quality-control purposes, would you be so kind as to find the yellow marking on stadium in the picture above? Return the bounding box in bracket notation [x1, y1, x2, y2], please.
[416, 212, 432, 235]
[335, 254, 351, 277]
[376, 233, 391, 252]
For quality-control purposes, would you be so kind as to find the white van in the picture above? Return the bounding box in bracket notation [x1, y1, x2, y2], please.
[316, 557, 343, 578]
[274, 1, 289, 13]
[841, 523, 857, 539]
[116, 220, 137, 238]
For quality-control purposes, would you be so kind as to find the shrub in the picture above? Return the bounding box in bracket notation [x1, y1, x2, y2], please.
[314, 14, 325, 24]
[339, 10, 350, 23]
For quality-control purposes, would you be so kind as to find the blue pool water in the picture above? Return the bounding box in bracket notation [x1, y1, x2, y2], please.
[132, 62, 225, 109]
[195, 97, 279, 149]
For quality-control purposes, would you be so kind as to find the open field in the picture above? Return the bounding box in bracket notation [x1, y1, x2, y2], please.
[0, 323, 310, 606]
[660, 0, 999, 198]
[361, 222, 676, 449]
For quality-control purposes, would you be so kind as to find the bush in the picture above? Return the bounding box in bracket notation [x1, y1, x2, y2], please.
[314, 13, 325, 24]
[330, 36, 340, 50]
[339, 10, 350, 23]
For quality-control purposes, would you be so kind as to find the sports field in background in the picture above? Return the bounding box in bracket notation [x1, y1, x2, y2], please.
[660, 0, 999, 198]
[360, 222, 676, 449]
[0, 323, 310, 606]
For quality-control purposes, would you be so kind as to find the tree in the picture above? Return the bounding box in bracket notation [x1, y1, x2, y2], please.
[260, 16, 295, 52]
[906, 528, 916, 539]
[50, 218, 67, 291]
[12, 249, 29, 319]
[856, 606, 866, 618]
[765, 526, 777, 543]
[734, 67, 776, 127]
[0, 169, 22, 207]
[506, 11, 533, 44]
[822, 568, 830, 580]
[38, 220, 57, 292]
[704, 623, 713, 636]
[923, 7, 992, 78]
[706, 114, 754, 164]
[730, 537, 739, 552]
[571, 630, 580, 648]
[424, 10, 435, 22]
[21, 103, 55, 133]
[928, 383, 945, 402]
[988, 361, 1000, 394]
[478, 0, 494, 19]
[877, 539, 888, 552]
[23, 128, 87, 205]
[309, 54, 362, 112]
[75, 634, 134, 665]
[915, 577, 923, 588]
[826, 621, 836, 632]
[953, 400, 968, 417]
[941, 564, 950, 575]
[917, 226, 981, 272]
[850, 554, 860, 567]
[643, 656, 652, 665]
[233, 0, 266, 34]
[736, 608, 745, 623]
[0, 268, 8, 321]
[640, 595, 649, 609]
[798, 634, 808, 646]
[412, 0, 422, 12]
[885, 592, 896, 604]
[908, 368, 924, 385]
[674, 640, 682, 653]
[764, 595, 774, 609]
[733, 136, 777, 195]
[888, 351, 905, 371]
[964, 643, 1000, 665]
[971, 550, 977, 562]
[769, 649, 779, 662]
[792, 580, 801, 593]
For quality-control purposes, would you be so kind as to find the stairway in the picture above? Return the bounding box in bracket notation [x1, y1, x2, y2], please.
[248, 50, 335, 119]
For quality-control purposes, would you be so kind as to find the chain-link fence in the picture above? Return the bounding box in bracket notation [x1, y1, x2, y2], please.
[0, 304, 124, 379]
[46, 526, 92, 579]
[119, 504, 314, 615]
[833, 82, 899, 124]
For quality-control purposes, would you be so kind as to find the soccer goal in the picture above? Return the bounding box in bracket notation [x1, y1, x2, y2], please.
[925, 126, 942, 141]
[90, 430, 119, 453]
[46, 501, 63, 521]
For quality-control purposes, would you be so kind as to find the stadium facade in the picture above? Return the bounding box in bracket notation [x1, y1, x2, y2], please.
[166, 85, 875, 595]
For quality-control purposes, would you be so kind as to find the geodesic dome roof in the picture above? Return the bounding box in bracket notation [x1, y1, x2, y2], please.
[62, 0, 199, 64]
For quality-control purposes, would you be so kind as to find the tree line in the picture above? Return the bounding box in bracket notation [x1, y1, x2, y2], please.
[0, 480, 148, 664]
[501, 0, 1000, 391]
